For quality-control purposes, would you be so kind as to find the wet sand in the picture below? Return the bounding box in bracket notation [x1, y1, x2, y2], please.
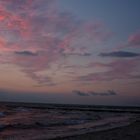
[56, 121, 140, 140]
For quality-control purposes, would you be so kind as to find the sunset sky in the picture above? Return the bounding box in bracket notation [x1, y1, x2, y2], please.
[0, 0, 140, 106]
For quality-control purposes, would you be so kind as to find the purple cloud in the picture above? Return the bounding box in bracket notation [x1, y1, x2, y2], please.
[78, 58, 140, 82]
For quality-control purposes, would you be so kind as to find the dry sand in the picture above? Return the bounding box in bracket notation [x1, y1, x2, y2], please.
[55, 121, 140, 140]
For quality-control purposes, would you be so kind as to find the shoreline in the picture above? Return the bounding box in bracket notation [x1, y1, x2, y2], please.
[54, 120, 140, 140]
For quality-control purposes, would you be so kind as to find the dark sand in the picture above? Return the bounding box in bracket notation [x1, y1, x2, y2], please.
[55, 121, 140, 140]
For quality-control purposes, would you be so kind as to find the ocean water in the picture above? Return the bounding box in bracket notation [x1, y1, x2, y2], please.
[0, 102, 139, 140]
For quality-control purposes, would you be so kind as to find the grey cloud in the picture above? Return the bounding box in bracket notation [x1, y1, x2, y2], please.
[73, 90, 117, 97]
[99, 51, 140, 58]
[15, 51, 38, 56]
[89, 90, 117, 96]
[73, 90, 89, 96]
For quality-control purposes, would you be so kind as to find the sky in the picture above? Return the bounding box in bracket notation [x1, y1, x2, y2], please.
[0, 0, 140, 106]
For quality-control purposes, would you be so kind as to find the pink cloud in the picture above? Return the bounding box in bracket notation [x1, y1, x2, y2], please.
[0, 0, 112, 85]
[128, 32, 140, 47]
[0, 37, 6, 49]
[118, 32, 140, 49]
[0, 5, 30, 38]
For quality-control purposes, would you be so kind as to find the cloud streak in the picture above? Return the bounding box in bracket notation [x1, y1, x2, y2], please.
[15, 51, 38, 56]
[99, 51, 140, 58]
[73, 90, 117, 96]
[79, 58, 140, 82]
[89, 90, 117, 96]
[73, 90, 89, 96]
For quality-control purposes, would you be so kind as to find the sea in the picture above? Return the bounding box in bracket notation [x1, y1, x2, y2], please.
[0, 101, 140, 140]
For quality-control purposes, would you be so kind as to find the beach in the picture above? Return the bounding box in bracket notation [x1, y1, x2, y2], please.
[56, 121, 140, 140]
[0, 102, 140, 140]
